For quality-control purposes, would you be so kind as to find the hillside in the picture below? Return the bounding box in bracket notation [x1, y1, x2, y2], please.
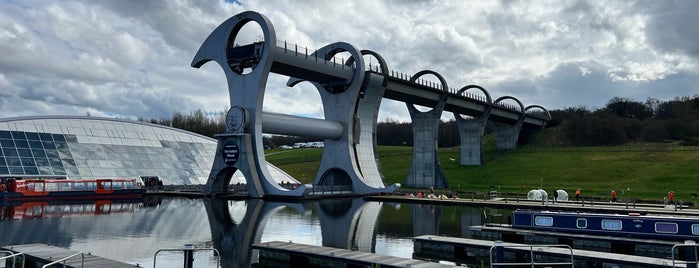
[265, 143, 699, 202]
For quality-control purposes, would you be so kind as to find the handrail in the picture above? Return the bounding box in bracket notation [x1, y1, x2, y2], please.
[489, 243, 574, 267]
[41, 252, 84, 268]
[0, 250, 25, 268]
[672, 243, 699, 267]
[153, 247, 220, 268]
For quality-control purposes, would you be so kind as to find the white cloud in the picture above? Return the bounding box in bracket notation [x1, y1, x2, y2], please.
[0, 0, 696, 123]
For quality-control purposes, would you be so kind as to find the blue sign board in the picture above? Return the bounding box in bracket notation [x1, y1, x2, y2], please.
[223, 143, 239, 166]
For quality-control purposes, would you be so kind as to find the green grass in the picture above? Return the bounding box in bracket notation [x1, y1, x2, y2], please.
[264, 144, 699, 202]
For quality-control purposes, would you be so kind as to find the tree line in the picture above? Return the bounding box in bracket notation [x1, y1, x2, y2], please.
[140, 95, 699, 147]
[548, 96, 699, 146]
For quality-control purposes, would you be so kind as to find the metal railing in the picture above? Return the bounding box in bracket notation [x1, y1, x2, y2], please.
[0, 251, 25, 268]
[41, 252, 83, 268]
[672, 243, 699, 267]
[307, 185, 353, 195]
[153, 247, 220, 268]
[489, 243, 574, 267]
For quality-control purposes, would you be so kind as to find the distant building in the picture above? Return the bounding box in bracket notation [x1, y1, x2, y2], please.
[0, 116, 291, 185]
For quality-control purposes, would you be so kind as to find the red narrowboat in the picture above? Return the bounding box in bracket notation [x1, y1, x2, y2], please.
[0, 176, 145, 201]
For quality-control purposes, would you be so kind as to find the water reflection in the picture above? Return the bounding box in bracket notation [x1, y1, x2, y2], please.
[1, 197, 495, 267]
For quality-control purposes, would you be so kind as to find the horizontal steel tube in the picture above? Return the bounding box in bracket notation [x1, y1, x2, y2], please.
[262, 112, 344, 139]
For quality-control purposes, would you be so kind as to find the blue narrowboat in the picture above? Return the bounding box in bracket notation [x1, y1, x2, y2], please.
[512, 210, 699, 241]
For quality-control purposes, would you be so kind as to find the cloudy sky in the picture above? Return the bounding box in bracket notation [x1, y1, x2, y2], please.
[1, 0, 697, 123]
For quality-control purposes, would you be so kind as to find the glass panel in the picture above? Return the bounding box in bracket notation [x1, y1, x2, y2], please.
[20, 158, 36, 166]
[46, 150, 59, 159]
[0, 131, 11, 139]
[86, 182, 96, 190]
[29, 140, 44, 149]
[655, 222, 678, 234]
[0, 167, 8, 174]
[0, 157, 6, 166]
[32, 149, 46, 158]
[693, 224, 699, 235]
[10, 131, 26, 140]
[39, 133, 53, 141]
[576, 218, 587, 229]
[18, 149, 33, 158]
[9, 166, 24, 174]
[42, 141, 56, 149]
[534, 216, 553, 227]
[65, 135, 78, 143]
[601, 220, 622, 230]
[25, 132, 41, 141]
[23, 167, 39, 175]
[6, 157, 21, 166]
[52, 134, 66, 142]
[3, 148, 19, 157]
[0, 139, 14, 148]
[14, 140, 29, 148]
[53, 168, 67, 175]
[38, 166, 53, 175]
[49, 157, 63, 166]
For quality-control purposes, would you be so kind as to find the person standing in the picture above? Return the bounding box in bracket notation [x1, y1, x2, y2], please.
[611, 190, 617, 203]
[669, 191, 675, 204]
[575, 188, 581, 202]
[553, 190, 559, 203]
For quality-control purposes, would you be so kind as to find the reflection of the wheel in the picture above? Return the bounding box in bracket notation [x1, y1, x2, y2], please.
[204, 198, 384, 268]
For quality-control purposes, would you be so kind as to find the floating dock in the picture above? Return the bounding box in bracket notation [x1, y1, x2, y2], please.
[253, 241, 453, 268]
[1, 244, 137, 268]
[413, 235, 689, 267]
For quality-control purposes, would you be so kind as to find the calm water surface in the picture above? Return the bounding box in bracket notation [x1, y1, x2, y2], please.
[1, 197, 506, 267]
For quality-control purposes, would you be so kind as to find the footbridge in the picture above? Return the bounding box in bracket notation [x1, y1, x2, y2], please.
[191, 11, 550, 198]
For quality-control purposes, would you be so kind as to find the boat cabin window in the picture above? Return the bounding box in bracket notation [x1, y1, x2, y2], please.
[655, 222, 678, 234]
[601, 219, 622, 230]
[99, 181, 112, 190]
[125, 181, 134, 189]
[576, 218, 587, 229]
[58, 182, 72, 191]
[534, 216, 554, 227]
[45, 182, 58, 192]
[34, 182, 43, 192]
[112, 181, 123, 190]
[27, 182, 35, 191]
[72, 182, 85, 191]
[692, 224, 699, 235]
[86, 182, 96, 190]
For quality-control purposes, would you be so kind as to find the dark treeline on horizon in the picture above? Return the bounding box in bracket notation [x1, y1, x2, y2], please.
[139, 95, 699, 148]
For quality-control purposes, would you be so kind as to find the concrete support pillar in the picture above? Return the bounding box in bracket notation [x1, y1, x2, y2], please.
[456, 117, 488, 165]
[491, 96, 526, 150]
[404, 70, 449, 189]
[454, 85, 492, 166]
[406, 108, 448, 188]
[492, 121, 523, 150]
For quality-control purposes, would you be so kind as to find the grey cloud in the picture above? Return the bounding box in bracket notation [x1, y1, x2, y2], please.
[642, 1, 699, 59]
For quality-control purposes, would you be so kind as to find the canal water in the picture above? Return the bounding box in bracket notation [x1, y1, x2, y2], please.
[0, 197, 508, 267]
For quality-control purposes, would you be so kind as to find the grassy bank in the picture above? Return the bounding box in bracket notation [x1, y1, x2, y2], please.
[264, 144, 699, 202]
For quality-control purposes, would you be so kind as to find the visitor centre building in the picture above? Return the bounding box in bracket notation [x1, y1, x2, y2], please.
[0, 116, 245, 185]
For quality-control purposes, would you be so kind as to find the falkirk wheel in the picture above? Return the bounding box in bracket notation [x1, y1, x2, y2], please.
[191, 11, 399, 198]
[191, 11, 551, 198]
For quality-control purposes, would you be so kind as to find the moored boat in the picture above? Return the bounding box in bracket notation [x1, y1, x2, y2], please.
[511, 209, 699, 242]
[0, 176, 145, 202]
